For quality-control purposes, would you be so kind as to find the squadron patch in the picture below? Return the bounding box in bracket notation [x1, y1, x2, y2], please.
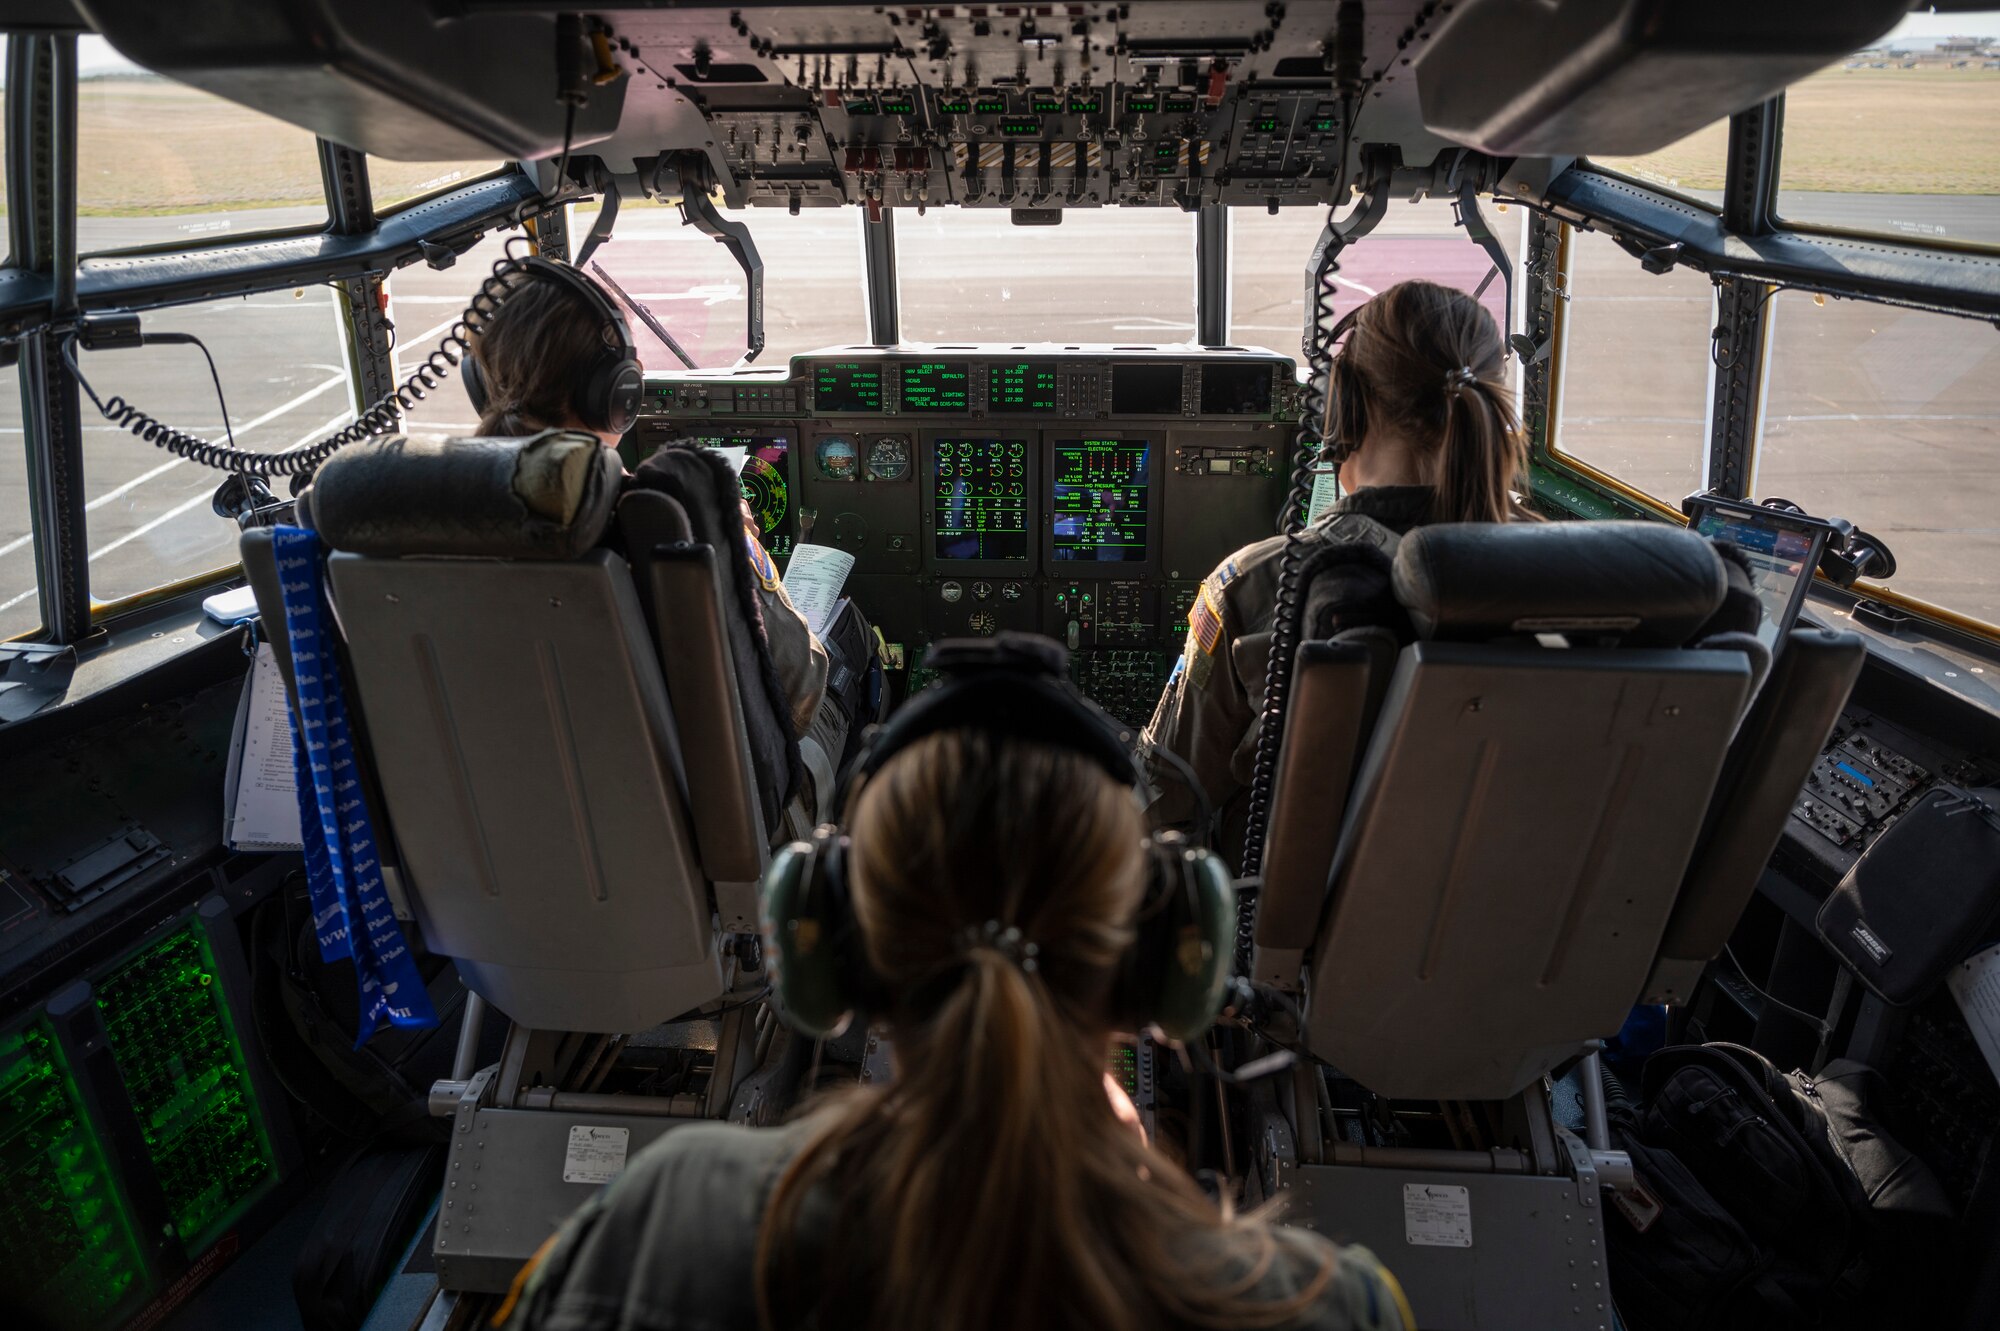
[745, 535, 781, 591]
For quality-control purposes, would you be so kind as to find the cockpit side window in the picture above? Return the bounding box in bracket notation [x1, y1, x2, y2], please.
[1773, 12, 2000, 250]
[1548, 225, 1716, 510]
[66, 289, 357, 620]
[1758, 292, 2000, 627]
[75, 36, 327, 256]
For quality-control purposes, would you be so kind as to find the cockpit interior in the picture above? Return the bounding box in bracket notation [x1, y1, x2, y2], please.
[1, 3, 1997, 1330]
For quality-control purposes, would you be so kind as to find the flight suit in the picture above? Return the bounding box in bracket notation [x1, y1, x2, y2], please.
[1142, 485, 1437, 860]
[741, 515, 830, 738]
[496, 1116, 1416, 1331]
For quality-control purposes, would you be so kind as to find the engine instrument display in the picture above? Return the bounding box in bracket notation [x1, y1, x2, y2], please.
[1111, 363, 1184, 416]
[815, 435, 859, 479]
[1052, 439, 1150, 563]
[1199, 362, 1275, 415]
[989, 361, 1059, 413]
[899, 361, 971, 413]
[934, 438, 1029, 561]
[814, 361, 884, 413]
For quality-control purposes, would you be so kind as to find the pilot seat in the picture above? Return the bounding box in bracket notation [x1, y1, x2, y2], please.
[1246, 520, 1864, 1331]
[239, 430, 815, 1291]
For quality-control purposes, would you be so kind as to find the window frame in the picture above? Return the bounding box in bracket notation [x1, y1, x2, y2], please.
[1539, 221, 1711, 524]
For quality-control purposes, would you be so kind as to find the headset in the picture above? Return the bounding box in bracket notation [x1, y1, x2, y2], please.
[759, 633, 1236, 1044]
[460, 255, 645, 435]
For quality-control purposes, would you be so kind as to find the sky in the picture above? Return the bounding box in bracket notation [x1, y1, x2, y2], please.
[63, 11, 2000, 77]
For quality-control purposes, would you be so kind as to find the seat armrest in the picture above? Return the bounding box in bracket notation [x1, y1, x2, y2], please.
[1253, 637, 1380, 984]
[647, 544, 769, 926]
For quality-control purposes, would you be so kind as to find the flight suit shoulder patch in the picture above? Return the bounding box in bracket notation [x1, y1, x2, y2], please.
[745, 535, 780, 591]
[1183, 581, 1225, 690]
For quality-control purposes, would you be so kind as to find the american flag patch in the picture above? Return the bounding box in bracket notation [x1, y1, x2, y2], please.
[1187, 583, 1224, 656]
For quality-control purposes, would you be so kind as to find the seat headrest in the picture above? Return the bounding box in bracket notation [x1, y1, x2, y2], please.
[308, 431, 623, 559]
[1393, 521, 1727, 647]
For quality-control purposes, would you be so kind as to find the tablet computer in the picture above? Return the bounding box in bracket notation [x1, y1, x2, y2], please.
[1683, 494, 1838, 652]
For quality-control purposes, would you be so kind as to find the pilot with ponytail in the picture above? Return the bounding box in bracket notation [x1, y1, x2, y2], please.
[464, 261, 831, 739]
[498, 640, 1413, 1331]
[1144, 279, 1534, 857]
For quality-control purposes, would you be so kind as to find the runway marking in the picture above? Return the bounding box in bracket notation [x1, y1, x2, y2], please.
[85, 407, 354, 565]
[0, 374, 351, 574]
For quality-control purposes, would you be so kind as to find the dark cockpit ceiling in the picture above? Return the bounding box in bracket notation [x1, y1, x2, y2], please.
[59, 0, 1916, 214]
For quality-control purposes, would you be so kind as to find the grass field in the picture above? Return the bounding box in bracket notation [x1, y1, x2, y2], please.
[0, 65, 1992, 220]
[1597, 65, 2000, 195]
[0, 77, 501, 217]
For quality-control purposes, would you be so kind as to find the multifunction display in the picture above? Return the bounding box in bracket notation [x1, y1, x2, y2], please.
[934, 438, 1029, 561]
[814, 361, 884, 413]
[1199, 362, 1274, 415]
[900, 360, 971, 413]
[989, 361, 1059, 413]
[1110, 363, 1184, 416]
[1052, 439, 1150, 563]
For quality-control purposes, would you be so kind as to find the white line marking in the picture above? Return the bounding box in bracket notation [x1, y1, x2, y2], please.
[1, 370, 352, 564]
[85, 407, 354, 564]
[0, 586, 36, 614]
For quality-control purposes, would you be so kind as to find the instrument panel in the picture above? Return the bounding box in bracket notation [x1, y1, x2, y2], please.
[629, 346, 1296, 724]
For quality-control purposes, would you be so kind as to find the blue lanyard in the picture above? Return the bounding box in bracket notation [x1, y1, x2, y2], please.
[274, 526, 438, 1045]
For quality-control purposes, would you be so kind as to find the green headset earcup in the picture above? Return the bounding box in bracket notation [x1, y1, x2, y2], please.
[1150, 844, 1238, 1044]
[759, 840, 853, 1039]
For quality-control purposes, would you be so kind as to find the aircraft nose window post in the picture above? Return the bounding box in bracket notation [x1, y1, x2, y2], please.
[4, 5, 2000, 1331]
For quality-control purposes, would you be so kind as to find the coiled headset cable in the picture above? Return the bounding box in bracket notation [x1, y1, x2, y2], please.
[59, 236, 546, 483]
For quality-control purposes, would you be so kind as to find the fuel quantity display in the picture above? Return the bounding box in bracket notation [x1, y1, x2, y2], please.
[990, 361, 1058, 413]
[1052, 439, 1150, 563]
[934, 439, 1029, 561]
[900, 360, 971, 413]
[814, 361, 883, 413]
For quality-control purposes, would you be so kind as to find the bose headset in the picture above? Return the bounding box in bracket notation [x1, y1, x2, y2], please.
[758, 633, 1237, 1044]
[460, 255, 645, 436]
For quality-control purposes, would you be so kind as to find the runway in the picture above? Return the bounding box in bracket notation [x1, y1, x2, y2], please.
[2, 194, 1994, 638]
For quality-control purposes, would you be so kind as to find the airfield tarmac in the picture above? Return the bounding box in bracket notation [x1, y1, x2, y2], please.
[2, 194, 1996, 639]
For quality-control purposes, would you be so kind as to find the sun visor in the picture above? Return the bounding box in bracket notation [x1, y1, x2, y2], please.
[73, 0, 625, 160]
[1413, 0, 1908, 157]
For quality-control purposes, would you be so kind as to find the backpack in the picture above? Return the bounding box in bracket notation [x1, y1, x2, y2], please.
[1605, 1043, 1880, 1331]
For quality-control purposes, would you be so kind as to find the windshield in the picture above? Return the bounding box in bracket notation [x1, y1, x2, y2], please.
[896, 210, 1196, 344]
[586, 202, 866, 368]
[1231, 198, 1517, 355]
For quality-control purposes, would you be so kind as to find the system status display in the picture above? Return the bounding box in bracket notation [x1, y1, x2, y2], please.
[934, 439, 1029, 561]
[814, 361, 884, 413]
[900, 360, 971, 413]
[990, 361, 1059, 413]
[1052, 439, 1150, 563]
